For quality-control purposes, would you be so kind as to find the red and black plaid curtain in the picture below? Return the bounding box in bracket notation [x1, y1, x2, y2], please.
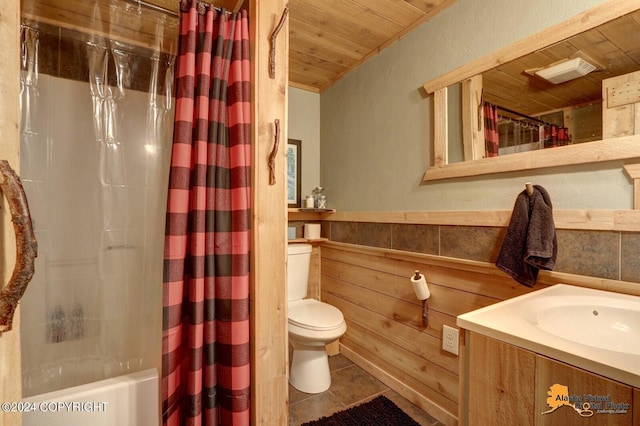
[162, 1, 251, 425]
[483, 102, 499, 157]
[544, 124, 570, 147]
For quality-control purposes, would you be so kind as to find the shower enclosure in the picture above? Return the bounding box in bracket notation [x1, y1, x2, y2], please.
[19, 0, 177, 397]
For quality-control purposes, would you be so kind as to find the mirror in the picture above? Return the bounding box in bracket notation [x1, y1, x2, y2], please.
[423, 2, 640, 181]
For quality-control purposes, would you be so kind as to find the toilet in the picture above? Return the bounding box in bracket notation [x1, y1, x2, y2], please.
[287, 243, 347, 394]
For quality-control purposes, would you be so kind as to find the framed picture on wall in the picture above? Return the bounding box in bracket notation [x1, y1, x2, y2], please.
[287, 139, 302, 208]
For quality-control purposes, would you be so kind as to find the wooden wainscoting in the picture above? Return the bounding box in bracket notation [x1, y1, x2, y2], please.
[320, 241, 640, 426]
[306, 244, 321, 300]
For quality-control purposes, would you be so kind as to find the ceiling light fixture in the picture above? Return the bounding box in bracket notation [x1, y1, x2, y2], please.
[535, 57, 597, 84]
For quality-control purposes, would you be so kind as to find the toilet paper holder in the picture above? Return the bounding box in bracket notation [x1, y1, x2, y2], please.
[411, 270, 430, 327]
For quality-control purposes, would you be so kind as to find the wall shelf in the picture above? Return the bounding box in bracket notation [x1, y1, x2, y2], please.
[287, 238, 329, 244]
[288, 208, 336, 221]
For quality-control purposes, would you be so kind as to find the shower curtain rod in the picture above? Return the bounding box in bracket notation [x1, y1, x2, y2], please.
[124, 0, 228, 18]
[497, 105, 555, 127]
[125, 0, 179, 17]
[498, 114, 540, 129]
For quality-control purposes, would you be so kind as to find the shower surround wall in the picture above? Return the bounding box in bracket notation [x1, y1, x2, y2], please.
[19, 18, 176, 397]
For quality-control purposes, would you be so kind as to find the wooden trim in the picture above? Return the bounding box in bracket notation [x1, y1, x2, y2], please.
[320, 209, 640, 232]
[288, 80, 320, 93]
[322, 241, 640, 297]
[340, 345, 457, 426]
[433, 88, 448, 167]
[420, 0, 640, 183]
[458, 331, 469, 426]
[624, 163, 640, 209]
[423, 134, 640, 181]
[288, 208, 336, 221]
[0, 0, 23, 423]
[250, 0, 289, 424]
[634, 388, 640, 426]
[461, 75, 484, 161]
[422, 0, 640, 94]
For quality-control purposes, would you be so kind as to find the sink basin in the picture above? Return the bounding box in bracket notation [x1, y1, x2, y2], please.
[535, 297, 640, 355]
[457, 284, 640, 387]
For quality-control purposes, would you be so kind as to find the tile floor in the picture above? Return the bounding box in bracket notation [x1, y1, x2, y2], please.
[288, 354, 444, 425]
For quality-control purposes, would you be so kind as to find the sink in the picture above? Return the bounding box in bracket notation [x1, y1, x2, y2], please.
[457, 284, 640, 387]
[535, 297, 640, 355]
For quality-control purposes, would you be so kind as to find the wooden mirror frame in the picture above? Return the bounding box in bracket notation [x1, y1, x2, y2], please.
[422, 0, 640, 182]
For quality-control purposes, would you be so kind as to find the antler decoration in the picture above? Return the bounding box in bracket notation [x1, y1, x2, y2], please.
[0, 160, 38, 333]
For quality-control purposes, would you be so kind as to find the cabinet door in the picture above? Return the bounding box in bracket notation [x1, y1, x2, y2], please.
[535, 355, 633, 425]
[467, 333, 536, 426]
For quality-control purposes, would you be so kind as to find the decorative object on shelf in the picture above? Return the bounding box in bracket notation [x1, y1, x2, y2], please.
[305, 194, 314, 208]
[312, 186, 324, 208]
[287, 139, 302, 207]
[318, 195, 326, 209]
[287, 226, 297, 240]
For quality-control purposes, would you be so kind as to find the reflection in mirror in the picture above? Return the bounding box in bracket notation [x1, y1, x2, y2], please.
[446, 7, 640, 163]
[447, 83, 464, 163]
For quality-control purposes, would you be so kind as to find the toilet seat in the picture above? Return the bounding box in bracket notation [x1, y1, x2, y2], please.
[288, 299, 344, 331]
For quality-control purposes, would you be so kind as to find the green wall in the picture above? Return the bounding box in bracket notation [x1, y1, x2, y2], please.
[319, 0, 628, 212]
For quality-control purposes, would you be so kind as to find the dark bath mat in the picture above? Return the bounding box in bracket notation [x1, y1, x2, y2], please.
[301, 395, 420, 426]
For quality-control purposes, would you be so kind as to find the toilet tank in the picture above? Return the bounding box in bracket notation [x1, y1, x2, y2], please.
[287, 244, 312, 301]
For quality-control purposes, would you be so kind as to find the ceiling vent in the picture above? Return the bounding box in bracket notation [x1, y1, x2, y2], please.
[535, 57, 597, 84]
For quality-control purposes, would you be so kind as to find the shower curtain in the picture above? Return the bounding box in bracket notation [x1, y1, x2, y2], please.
[484, 102, 500, 157]
[162, 1, 251, 425]
[19, 0, 177, 398]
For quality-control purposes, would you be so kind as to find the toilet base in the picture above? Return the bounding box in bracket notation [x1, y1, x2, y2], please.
[289, 344, 331, 394]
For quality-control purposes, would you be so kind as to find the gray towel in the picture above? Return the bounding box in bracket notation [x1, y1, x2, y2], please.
[496, 185, 557, 287]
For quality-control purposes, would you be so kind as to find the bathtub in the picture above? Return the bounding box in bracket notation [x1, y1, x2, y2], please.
[457, 284, 640, 387]
[22, 368, 159, 426]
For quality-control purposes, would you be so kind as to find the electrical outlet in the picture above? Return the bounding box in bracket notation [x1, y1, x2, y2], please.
[442, 325, 459, 355]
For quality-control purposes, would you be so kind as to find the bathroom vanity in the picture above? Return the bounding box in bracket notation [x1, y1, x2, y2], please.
[457, 284, 640, 425]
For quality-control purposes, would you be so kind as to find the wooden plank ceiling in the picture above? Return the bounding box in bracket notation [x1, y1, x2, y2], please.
[20, 0, 640, 113]
[20, 0, 244, 54]
[288, 0, 458, 92]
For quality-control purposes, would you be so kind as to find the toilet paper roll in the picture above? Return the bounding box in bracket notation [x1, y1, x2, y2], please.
[304, 223, 321, 240]
[411, 273, 430, 300]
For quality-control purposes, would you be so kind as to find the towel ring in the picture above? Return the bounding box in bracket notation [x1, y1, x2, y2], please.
[0, 160, 38, 333]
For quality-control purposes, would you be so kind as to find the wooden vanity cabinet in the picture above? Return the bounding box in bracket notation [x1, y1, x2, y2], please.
[462, 332, 636, 425]
[463, 332, 536, 425]
[536, 355, 633, 425]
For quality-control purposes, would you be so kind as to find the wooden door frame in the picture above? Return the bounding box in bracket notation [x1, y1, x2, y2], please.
[250, 0, 289, 424]
[0, 2, 23, 425]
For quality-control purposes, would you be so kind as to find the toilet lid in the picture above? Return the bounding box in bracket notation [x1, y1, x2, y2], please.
[288, 299, 344, 331]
